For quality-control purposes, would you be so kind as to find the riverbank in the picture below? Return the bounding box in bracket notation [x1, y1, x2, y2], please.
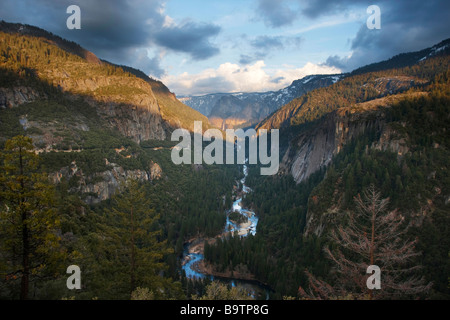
[181, 164, 261, 283]
[196, 260, 257, 282]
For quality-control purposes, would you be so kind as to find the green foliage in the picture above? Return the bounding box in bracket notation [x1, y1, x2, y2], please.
[264, 50, 450, 139]
[204, 165, 328, 298]
[204, 83, 450, 299]
[85, 179, 176, 299]
[0, 135, 65, 299]
[130, 287, 155, 300]
[61, 178, 183, 300]
[194, 281, 253, 300]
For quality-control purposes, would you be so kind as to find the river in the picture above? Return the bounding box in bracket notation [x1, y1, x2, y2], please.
[181, 163, 271, 299]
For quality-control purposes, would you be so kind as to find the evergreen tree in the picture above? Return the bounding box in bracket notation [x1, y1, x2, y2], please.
[105, 178, 175, 298]
[0, 135, 62, 299]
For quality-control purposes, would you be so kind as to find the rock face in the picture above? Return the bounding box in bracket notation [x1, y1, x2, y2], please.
[49, 159, 162, 205]
[95, 99, 167, 142]
[281, 102, 410, 185]
[0, 83, 167, 143]
[280, 100, 418, 238]
[51, 72, 168, 142]
[0, 87, 42, 109]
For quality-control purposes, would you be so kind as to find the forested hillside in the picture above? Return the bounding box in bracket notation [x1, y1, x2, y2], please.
[257, 38, 450, 133]
[204, 46, 450, 299]
[0, 22, 238, 300]
[0, 21, 449, 301]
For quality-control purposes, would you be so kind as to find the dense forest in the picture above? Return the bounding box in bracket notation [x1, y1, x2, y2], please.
[1, 23, 449, 300]
[204, 73, 450, 299]
[0, 132, 241, 299]
[0, 26, 242, 299]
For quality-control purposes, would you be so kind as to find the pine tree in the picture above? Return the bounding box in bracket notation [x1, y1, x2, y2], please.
[0, 135, 61, 299]
[299, 185, 431, 300]
[106, 178, 174, 298]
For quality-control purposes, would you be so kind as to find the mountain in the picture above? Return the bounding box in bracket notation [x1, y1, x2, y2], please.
[1, 19, 449, 300]
[0, 21, 214, 142]
[0, 24, 246, 301]
[212, 38, 450, 298]
[0, 21, 215, 204]
[258, 38, 450, 134]
[180, 73, 343, 129]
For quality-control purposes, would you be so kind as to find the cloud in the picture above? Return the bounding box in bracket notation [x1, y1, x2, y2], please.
[239, 35, 303, 65]
[256, 0, 297, 28]
[272, 62, 341, 86]
[132, 49, 167, 79]
[154, 21, 221, 60]
[299, 0, 361, 18]
[312, 0, 450, 71]
[162, 61, 340, 96]
[251, 35, 285, 50]
[0, 0, 221, 76]
[254, 0, 450, 73]
[239, 53, 265, 65]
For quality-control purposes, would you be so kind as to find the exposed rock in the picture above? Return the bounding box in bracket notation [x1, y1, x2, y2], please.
[0, 87, 42, 109]
[281, 93, 428, 185]
[150, 161, 162, 180]
[281, 106, 387, 184]
[49, 159, 161, 205]
[54, 75, 167, 142]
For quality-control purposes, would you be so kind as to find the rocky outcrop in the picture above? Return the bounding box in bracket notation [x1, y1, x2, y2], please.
[280, 107, 386, 184]
[149, 161, 162, 180]
[53, 73, 167, 142]
[1, 84, 167, 143]
[49, 159, 162, 205]
[281, 95, 418, 184]
[96, 99, 167, 142]
[0, 87, 42, 109]
[285, 100, 421, 238]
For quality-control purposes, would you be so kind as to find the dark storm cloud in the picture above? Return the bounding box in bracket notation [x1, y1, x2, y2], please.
[305, 0, 450, 72]
[255, 0, 449, 72]
[0, 0, 221, 77]
[154, 21, 221, 60]
[323, 55, 349, 71]
[0, 0, 161, 52]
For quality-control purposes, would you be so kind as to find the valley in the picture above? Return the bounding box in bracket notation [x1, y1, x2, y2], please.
[0, 20, 449, 301]
[180, 74, 343, 129]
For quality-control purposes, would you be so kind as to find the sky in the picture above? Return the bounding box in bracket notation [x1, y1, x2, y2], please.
[1, 0, 449, 96]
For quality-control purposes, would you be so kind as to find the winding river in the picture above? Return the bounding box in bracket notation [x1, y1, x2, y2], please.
[181, 163, 269, 297]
